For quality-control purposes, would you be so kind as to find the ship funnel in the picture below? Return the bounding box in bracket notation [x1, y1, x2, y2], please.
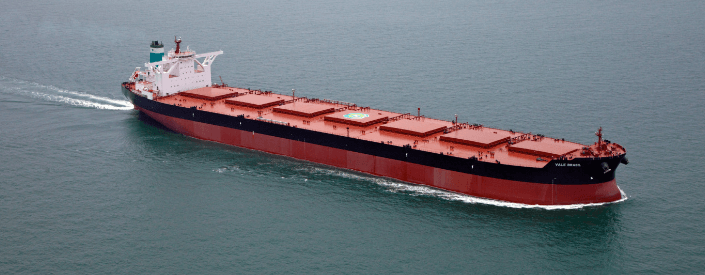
[149, 40, 164, 63]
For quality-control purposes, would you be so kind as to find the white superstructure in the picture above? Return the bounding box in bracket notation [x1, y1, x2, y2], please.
[128, 38, 223, 99]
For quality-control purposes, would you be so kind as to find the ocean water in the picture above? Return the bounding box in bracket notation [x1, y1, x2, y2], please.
[2, 0, 704, 273]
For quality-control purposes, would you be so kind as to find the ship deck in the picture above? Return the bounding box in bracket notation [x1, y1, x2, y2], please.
[155, 86, 623, 168]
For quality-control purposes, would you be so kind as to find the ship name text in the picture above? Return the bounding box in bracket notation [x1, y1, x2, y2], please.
[555, 163, 581, 167]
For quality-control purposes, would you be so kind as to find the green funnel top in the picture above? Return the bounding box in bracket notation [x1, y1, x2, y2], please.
[149, 41, 164, 63]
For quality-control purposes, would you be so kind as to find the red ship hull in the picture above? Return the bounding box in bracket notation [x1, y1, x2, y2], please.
[136, 105, 623, 205]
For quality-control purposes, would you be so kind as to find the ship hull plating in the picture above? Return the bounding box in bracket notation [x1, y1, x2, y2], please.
[123, 83, 623, 205]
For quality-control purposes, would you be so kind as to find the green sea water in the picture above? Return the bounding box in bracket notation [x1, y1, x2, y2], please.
[2, 0, 704, 273]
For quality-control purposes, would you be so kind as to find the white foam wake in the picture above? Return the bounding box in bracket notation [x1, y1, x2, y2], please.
[304, 166, 628, 210]
[29, 92, 133, 110]
[379, 180, 628, 210]
[0, 76, 133, 110]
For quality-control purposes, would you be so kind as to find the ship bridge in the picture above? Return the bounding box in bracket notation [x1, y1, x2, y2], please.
[129, 37, 222, 98]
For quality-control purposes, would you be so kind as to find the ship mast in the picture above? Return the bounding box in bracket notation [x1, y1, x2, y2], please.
[596, 127, 603, 144]
[174, 36, 182, 54]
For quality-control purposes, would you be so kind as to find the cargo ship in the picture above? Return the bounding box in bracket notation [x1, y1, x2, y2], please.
[122, 38, 628, 205]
